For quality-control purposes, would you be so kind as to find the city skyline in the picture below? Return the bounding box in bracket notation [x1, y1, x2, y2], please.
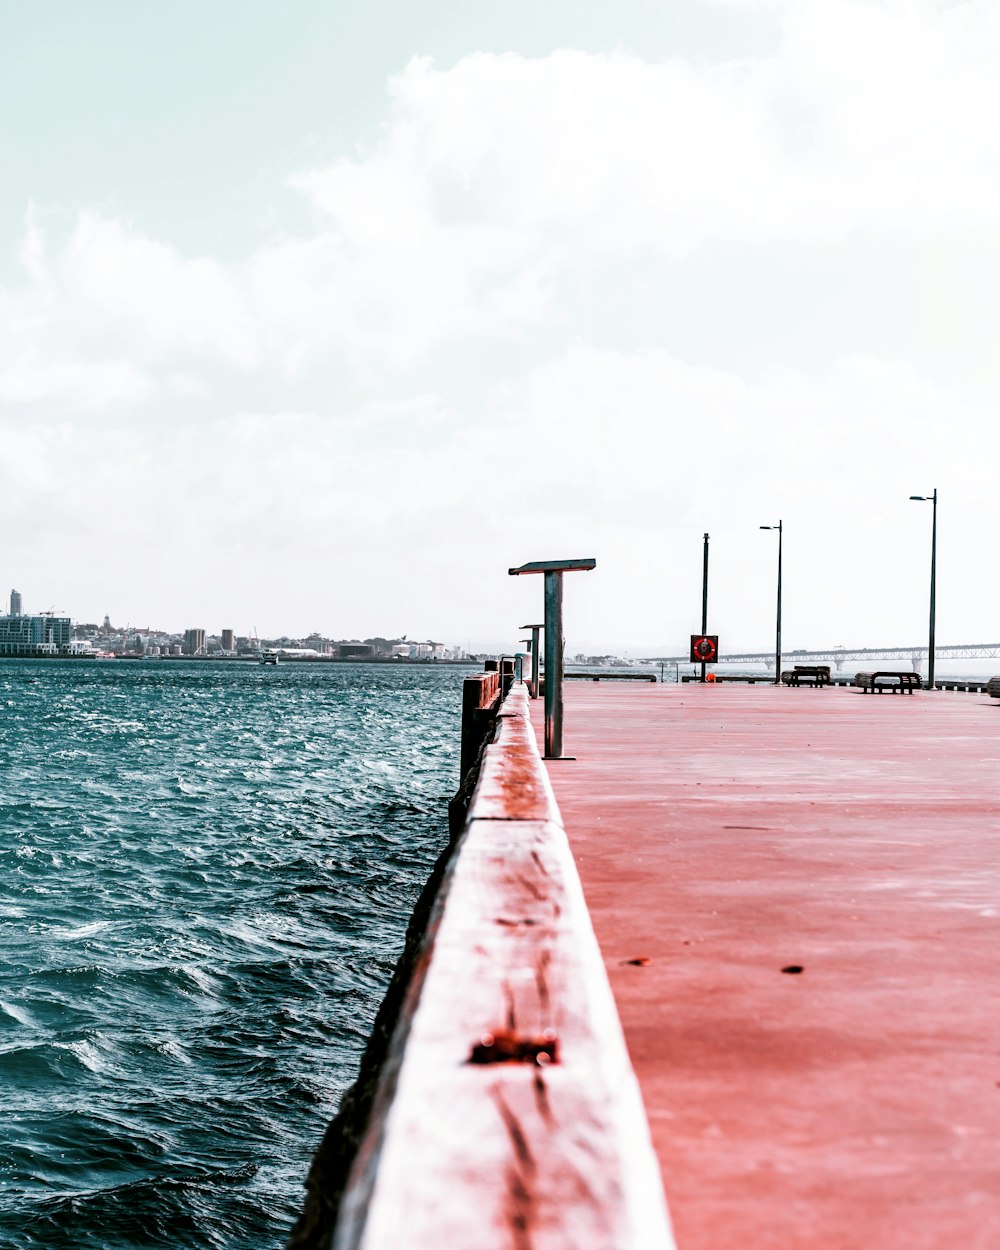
[3, 586, 457, 652]
[2, 3, 999, 652]
[0, 595, 463, 659]
[7, 579, 1000, 665]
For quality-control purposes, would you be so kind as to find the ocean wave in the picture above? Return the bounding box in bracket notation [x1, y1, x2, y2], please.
[8, 1163, 265, 1250]
[0, 997, 38, 1027]
[0, 659, 459, 1249]
[52, 1037, 114, 1074]
[54, 920, 116, 941]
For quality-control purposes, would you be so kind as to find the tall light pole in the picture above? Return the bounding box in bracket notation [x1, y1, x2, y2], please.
[909, 489, 937, 690]
[700, 532, 710, 683]
[760, 520, 782, 685]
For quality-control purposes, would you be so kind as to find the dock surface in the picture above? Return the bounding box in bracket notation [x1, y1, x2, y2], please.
[534, 683, 1000, 1250]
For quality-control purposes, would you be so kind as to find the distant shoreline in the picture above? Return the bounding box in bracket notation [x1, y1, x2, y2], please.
[0, 653, 481, 665]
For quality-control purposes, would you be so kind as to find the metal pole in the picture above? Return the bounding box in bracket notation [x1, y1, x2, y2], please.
[775, 519, 783, 686]
[531, 626, 541, 699]
[510, 559, 594, 756]
[543, 571, 564, 759]
[928, 489, 937, 690]
[518, 624, 543, 698]
[909, 491, 938, 689]
[701, 532, 709, 684]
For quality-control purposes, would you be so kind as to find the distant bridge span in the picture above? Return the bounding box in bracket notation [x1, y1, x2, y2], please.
[648, 643, 1000, 671]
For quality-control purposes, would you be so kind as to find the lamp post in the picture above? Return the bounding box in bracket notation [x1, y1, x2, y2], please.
[760, 520, 783, 686]
[700, 532, 709, 683]
[909, 489, 937, 690]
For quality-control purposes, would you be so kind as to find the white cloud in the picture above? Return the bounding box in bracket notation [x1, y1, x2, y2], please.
[6, 1, 998, 400]
[287, 2, 1000, 353]
[56, 215, 256, 365]
[2, 3, 999, 650]
[2, 342, 994, 648]
[0, 213, 255, 411]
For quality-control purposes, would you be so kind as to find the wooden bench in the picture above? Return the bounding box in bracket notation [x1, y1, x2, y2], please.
[986, 676, 1000, 699]
[781, 665, 831, 687]
[853, 671, 922, 695]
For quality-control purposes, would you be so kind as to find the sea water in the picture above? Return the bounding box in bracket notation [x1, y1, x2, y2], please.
[0, 659, 461, 1249]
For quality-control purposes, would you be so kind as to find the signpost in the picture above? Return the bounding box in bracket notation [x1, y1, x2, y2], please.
[509, 559, 597, 759]
[519, 623, 544, 699]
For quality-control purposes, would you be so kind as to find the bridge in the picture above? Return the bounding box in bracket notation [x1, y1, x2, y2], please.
[647, 643, 1000, 672]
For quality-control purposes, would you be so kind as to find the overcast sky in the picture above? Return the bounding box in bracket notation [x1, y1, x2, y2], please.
[2, 0, 998, 653]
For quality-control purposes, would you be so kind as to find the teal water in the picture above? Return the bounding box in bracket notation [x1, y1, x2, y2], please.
[0, 660, 461, 1248]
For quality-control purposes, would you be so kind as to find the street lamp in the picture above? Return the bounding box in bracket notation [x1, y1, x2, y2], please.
[909, 489, 937, 690]
[760, 520, 783, 686]
[700, 532, 710, 683]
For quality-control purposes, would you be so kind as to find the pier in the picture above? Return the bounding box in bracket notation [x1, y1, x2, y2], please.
[295, 676, 1000, 1249]
[534, 681, 1000, 1249]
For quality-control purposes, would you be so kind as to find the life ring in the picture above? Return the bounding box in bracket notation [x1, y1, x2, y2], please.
[705, 672, 717, 683]
[693, 636, 718, 662]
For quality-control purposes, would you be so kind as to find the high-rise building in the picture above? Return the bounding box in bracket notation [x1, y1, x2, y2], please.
[184, 628, 206, 656]
[221, 629, 235, 651]
[9, 589, 22, 616]
[0, 614, 72, 655]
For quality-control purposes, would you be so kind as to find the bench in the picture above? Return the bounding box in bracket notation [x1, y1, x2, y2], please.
[987, 677, 1000, 699]
[853, 671, 922, 695]
[781, 665, 831, 687]
[565, 672, 658, 682]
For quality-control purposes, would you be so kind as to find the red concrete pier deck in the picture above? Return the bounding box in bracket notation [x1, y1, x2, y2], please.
[534, 682, 1000, 1250]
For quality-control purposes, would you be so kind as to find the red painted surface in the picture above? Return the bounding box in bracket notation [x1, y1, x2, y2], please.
[534, 683, 1000, 1250]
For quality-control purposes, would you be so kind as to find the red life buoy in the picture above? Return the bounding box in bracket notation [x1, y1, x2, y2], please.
[690, 634, 719, 664]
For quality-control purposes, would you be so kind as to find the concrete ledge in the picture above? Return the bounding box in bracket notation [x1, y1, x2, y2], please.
[332, 681, 674, 1250]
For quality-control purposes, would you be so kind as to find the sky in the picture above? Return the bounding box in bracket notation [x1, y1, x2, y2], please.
[2, 0, 998, 654]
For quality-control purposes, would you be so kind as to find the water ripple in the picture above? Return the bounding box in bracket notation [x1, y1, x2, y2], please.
[0, 659, 461, 1249]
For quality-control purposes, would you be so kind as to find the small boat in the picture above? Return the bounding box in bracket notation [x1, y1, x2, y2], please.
[260, 649, 279, 665]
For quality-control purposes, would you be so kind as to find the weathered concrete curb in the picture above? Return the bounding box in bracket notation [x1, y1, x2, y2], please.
[299, 681, 673, 1250]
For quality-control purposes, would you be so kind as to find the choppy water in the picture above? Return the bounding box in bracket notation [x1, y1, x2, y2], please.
[0, 659, 461, 1249]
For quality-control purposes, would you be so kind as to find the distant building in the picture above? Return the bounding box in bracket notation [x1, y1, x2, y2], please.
[9, 589, 22, 616]
[184, 628, 206, 656]
[221, 629, 235, 651]
[409, 642, 447, 659]
[339, 643, 375, 658]
[0, 614, 72, 655]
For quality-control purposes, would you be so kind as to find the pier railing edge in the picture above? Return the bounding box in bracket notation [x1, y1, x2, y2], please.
[325, 679, 675, 1250]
